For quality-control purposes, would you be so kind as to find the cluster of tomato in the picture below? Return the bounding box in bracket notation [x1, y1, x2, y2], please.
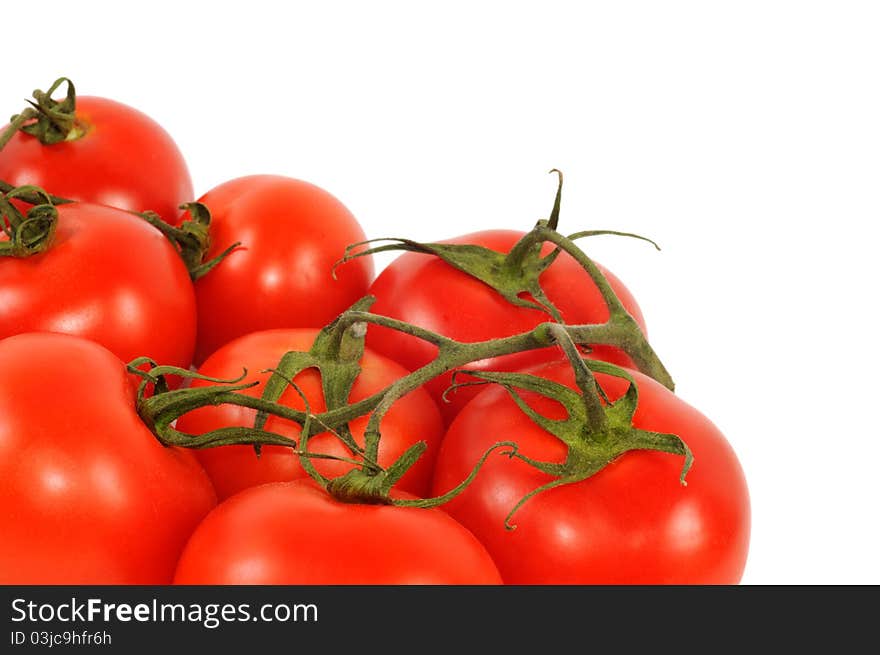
[0, 80, 750, 585]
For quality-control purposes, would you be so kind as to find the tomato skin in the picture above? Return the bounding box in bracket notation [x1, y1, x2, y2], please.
[177, 328, 443, 500]
[431, 361, 750, 584]
[0, 96, 192, 224]
[367, 230, 646, 422]
[174, 479, 502, 584]
[0, 202, 197, 371]
[0, 333, 216, 584]
[189, 175, 374, 364]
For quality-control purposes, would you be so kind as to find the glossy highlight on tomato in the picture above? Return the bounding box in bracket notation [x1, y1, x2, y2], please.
[0, 333, 216, 584]
[177, 328, 443, 500]
[368, 229, 646, 422]
[0, 96, 192, 224]
[174, 479, 502, 585]
[431, 360, 750, 584]
[189, 175, 374, 363]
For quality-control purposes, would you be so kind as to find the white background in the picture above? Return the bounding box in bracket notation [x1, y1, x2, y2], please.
[6, 0, 879, 583]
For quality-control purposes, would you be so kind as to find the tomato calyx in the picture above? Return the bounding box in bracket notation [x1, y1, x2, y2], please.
[0, 185, 59, 257]
[336, 170, 674, 390]
[129, 358, 288, 448]
[326, 440, 520, 506]
[447, 323, 693, 529]
[138, 202, 240, 281]
[0, 78, 89, 150]
[324, 447, 427, 505]
[129, 358, 370, 470]
[251, 296, 376, 465]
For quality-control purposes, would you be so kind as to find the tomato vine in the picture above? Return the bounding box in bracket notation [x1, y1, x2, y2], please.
[130, 172, 692, 527]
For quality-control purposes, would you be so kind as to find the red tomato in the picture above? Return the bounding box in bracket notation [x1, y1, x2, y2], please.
[367, 230, 646, 422]
[0, 333, 216, 584]
[0, 96, 192, 224]
[188, 175, 374, 363]
[0, 202, 197, 370]
[431, 360, 750, 584]
[174, 479, 501, 584]
[177, 328, 443, 500]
